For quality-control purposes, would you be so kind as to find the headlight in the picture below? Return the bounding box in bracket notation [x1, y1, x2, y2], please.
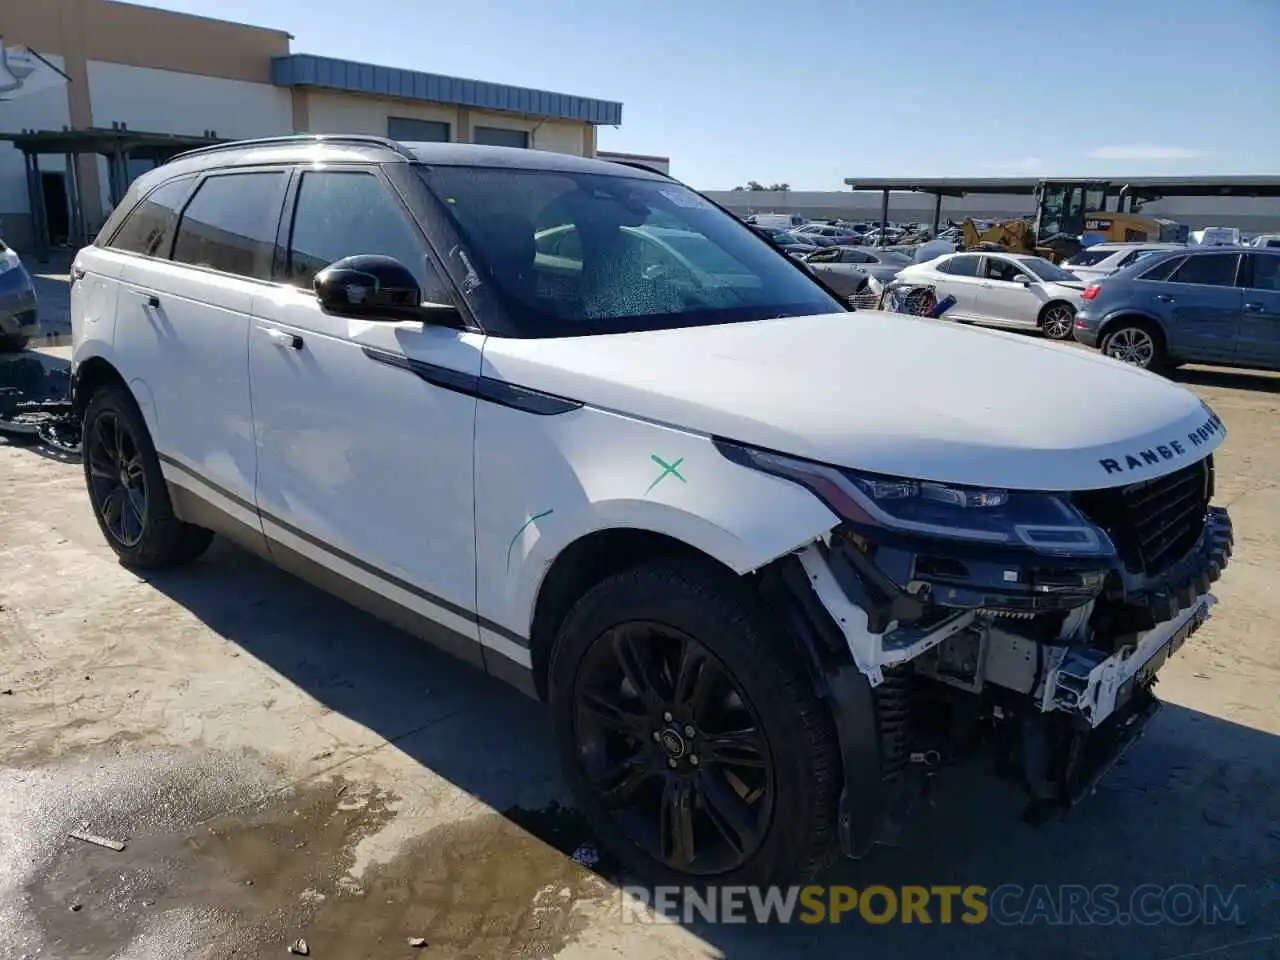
[715, 440, 1115, 558]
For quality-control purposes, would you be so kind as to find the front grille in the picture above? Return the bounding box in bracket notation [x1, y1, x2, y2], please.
[1074, 457, 1212, 576]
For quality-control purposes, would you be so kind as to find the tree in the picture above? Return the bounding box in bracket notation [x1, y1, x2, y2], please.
[767, 183, 791, 192]
[746, 180, 766, 191]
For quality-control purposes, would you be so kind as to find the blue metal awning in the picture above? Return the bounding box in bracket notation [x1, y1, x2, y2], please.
[272, 54, 622, 126]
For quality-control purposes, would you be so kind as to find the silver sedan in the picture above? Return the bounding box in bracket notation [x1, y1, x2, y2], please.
[801, 246, 911, 298]
[896, 251, 1086, 340]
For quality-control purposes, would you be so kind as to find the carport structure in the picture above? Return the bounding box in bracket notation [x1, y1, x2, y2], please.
[842, 175, 1280, 246]
[2, 126, 223, 262]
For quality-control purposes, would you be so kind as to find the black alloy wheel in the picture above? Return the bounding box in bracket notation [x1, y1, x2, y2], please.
[86, 410, 148, 548]
[572, 621, 774, 875]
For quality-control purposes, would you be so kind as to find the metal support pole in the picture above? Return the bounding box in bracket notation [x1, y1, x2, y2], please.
[931, 192, 943, 233]
[879, 189, 889, 247]
[65, 151, 85, 248]
[25, 151, 51, 263]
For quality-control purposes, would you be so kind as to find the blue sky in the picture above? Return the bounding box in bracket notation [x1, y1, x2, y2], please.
[142, 0, 1278, 189]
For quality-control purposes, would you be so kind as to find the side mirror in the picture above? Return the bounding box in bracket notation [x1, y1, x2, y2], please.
[1018, 275, 1033, 285]
[314, 254, 463, 326]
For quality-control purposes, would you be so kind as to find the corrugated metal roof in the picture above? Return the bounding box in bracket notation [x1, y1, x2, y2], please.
[272, 54, 622, 126]
[842, 176, 1280, 198]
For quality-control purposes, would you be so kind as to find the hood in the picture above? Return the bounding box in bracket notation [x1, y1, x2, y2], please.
[481, 312, 1224, 492]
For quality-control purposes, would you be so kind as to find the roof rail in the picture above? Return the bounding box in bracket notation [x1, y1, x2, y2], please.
[598, 157, 678, 181]
[167, 134, 416, 164]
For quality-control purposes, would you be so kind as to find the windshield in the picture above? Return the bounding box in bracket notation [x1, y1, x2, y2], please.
[1022, 257, 1079, 283]
[871, 250, 912, 265]
[417, 166, 841, 337]
[1065, 248, 1113, 266]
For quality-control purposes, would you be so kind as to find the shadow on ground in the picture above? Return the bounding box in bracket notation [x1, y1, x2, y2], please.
[1171, 366, 1280, 396]
[134, 538, 1280, 960]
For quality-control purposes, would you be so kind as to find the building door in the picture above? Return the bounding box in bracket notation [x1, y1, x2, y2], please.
[41, 171, 70, 245]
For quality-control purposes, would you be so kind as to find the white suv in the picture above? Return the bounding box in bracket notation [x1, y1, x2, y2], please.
[70, 136, 1234, 886]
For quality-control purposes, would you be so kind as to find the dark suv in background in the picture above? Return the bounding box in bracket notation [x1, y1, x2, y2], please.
[1074, 246, 1280, 372]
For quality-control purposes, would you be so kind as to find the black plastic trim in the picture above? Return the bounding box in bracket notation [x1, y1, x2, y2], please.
[361, 346, 582, 415]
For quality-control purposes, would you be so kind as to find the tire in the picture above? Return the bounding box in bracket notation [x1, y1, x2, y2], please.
[0, 333, 29, 352]
[1100, 319, 1168, 372]
[82, 384, 214, 568]
[548, 557, 841, 887]
[1038, 302, 1076, 341]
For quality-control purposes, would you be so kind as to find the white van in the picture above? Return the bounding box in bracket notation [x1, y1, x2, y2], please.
[748, 212, 805, 229]
[1194, 226, 1241, 246]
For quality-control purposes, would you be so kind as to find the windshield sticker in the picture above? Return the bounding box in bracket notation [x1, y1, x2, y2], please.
[658, 187, 710, 210]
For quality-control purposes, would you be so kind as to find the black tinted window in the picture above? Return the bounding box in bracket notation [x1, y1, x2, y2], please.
[171, 172, 284, 279]
[287, 171, 449, 301]
[1249, 254, 1280, 291]
[1139, 255, 1186, 282]
[108, 178, 192, 257]
[1170, 253, 1239, 287]
[947, 255, 981, 277]
[984, 258, 1023, 282]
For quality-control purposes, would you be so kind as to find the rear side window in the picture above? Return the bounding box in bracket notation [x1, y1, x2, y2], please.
[1169, 253, 1239, 288]
[945, 255, 981, 277]
[108, 178, 192, 258]
[286, 170, 449, 300]
[1139, 255, 1186, 282]
[1247, 254, 1280, 291]
[171, 172, 285, 280]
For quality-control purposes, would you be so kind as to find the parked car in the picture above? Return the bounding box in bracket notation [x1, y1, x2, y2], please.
[801, 245, 910, 297]
[70, 135, 1232, 888]
[1250, 234, 1280, 249]
[0, 237, 39, 351]
[1074, 245, 1280, 372]
[748, 225, 819, 256]
[794, 223, 860, 245]
[1062, 242, 1187, 283]
[897, 251, 1085, 339]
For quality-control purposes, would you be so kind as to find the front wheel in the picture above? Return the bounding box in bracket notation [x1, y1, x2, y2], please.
[548, 558, 842, 887]
[1100, 321, 1167, 371]
[1039, 303, 1076, 341]
[82, 384, 214, 568]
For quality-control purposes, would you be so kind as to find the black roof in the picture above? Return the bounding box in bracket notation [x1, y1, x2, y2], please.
[156, 134, 666, 182]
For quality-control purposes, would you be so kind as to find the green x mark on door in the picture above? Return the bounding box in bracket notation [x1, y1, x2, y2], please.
[645, 454, 686, 495]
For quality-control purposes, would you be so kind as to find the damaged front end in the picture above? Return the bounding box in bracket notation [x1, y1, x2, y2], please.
[738, 441, 1232, 857]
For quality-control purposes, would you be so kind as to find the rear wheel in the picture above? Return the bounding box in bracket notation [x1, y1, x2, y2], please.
[82, 384, 214, 568]
[1100, 319, 1167, 371]
[1039, 302, 1076, 341]
[548, 558, 842, 887]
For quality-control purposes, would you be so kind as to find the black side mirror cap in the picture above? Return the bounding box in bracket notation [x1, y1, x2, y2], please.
[314, 254, 463, 327]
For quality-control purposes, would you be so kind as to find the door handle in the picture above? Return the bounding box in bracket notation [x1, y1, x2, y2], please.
[125, 287, 160, 308]
[1155, 294, 1175, 302]
[1244, 302, 1265, 312]
[261, 326, 304, 350]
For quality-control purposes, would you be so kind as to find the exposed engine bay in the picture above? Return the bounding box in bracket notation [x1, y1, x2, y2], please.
[762, 453, 1233, 854]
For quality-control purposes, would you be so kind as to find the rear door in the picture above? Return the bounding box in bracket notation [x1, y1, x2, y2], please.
[114, 167, 288, 534]
[930, 254, 986, 319]
[1238, 252, 1280, 368]
[1158, 252, 1244, 362]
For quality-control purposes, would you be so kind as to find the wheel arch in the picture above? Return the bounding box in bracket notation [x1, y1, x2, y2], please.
[1037, 298, 1076, 326]
[1096, 309, 1168, 347]
[527, 526, 740, 700]
[73, 352, 158, 436]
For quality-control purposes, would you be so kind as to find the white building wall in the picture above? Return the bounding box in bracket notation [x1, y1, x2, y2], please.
[0, 53, 71, 226]
[88, 61, 293, 215]
[306, 91, 459, 138]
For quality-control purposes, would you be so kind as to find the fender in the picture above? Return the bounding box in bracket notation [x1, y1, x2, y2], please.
[472, 401, 839, 641]
[72, 345, 160, 438]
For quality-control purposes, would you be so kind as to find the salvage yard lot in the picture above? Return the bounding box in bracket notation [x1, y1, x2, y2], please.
[2, 339, 1279, 958]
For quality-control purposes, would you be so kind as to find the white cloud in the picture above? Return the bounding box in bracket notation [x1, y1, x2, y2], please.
[1088, 146, 1205, 161]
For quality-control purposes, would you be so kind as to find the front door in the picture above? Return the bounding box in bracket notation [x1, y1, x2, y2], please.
[248, 165, 486, 668]
[1239, 252, 1280, 368]
[977, 256, 1037, 327]
[1159, 252, 1244, 363]
[113, 168, 288, 528]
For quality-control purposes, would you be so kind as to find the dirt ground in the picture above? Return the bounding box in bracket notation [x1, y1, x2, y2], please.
[2, 279, 1278, 959]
